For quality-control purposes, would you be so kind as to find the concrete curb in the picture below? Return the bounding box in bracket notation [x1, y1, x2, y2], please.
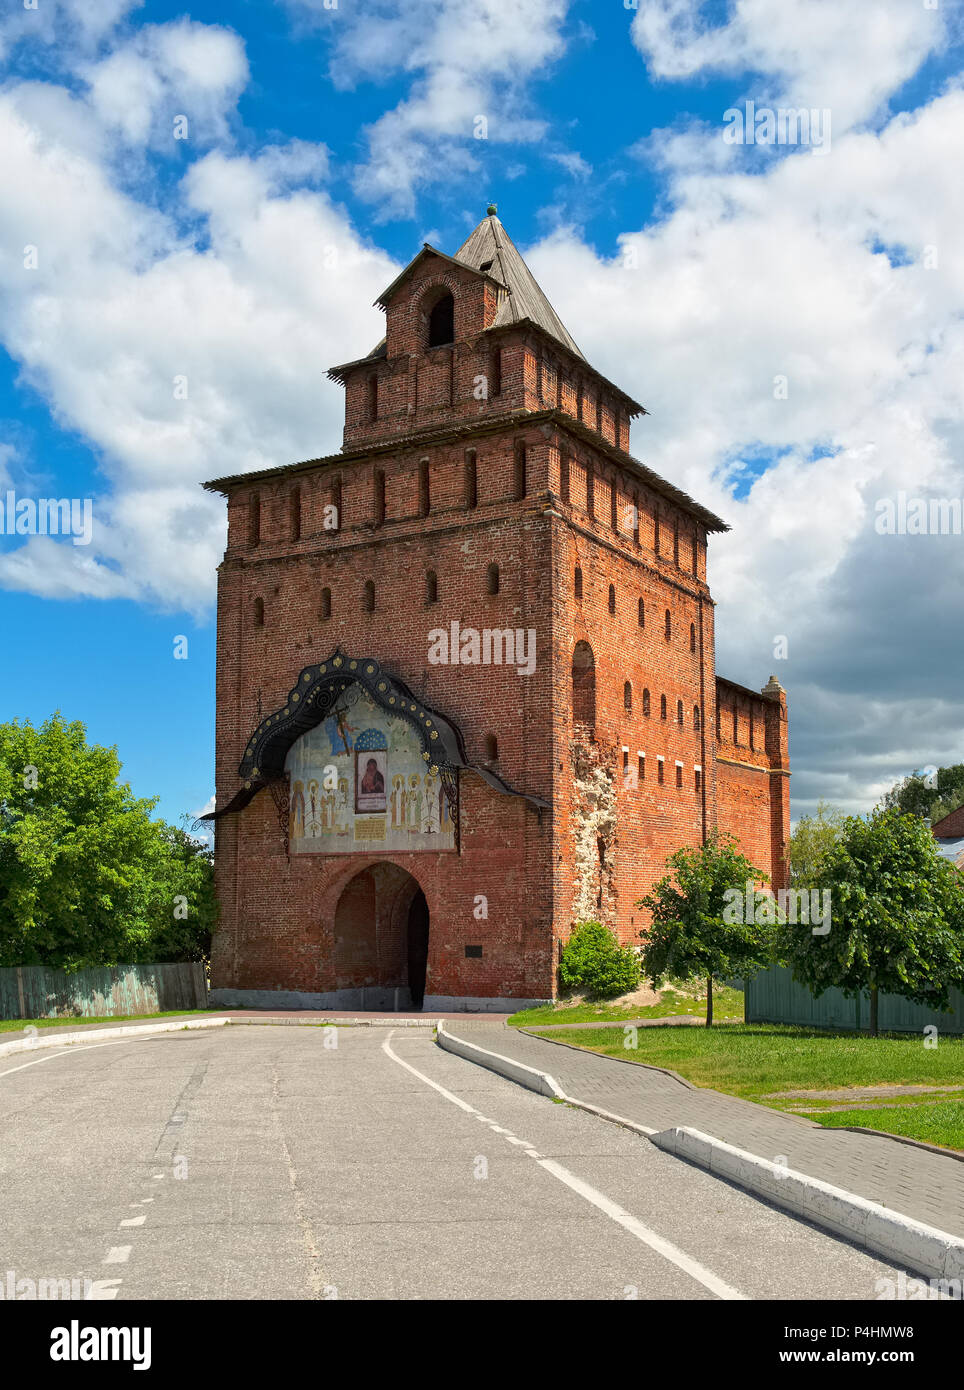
[0, 1016, 232, 1060]
[652, 1127, 964, 1282]
[437, 1021, 656, 1133]
[439, 1022, 964, 1280]
[436, 1020, 565, 1098]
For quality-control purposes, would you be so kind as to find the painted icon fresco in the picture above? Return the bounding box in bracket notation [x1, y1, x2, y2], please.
[284, 685, 455, 853]
[355, 749, 387, 813]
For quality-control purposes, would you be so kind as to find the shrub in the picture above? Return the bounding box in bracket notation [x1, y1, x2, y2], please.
[558, 921, 640, 999]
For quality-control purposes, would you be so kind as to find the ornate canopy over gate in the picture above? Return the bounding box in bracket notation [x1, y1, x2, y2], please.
[200, 648, 548, 854]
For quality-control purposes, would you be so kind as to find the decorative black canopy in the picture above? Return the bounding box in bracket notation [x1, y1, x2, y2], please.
[200, 649, 549, 826]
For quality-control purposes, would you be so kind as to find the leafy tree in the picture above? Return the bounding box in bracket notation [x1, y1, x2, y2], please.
[140, 820, 216, 964]
[558, 921, 640, 999]
[883, 764, 964, 825]
[929, 790, 964, 827]
[790, 800, 846, 885]
[778, 807, 964, 1035]
[638, 834, 773, 1025]
[0, 714, 216, 969]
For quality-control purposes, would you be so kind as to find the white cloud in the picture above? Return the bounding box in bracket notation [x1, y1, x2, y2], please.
[81, 19, 249, 148]
[0, 76, 396, 613]
[631, 0, 947, 134]
[299, 0, 572, 217]
[549, 151, 592, 179]
[527, 87, 964, 812]
[0, 0, 141, 64]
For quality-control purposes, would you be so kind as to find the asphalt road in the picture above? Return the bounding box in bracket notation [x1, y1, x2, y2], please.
[0, 1025, 910, 1301]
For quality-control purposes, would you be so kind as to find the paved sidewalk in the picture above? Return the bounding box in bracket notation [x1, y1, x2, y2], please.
[444, 1021, 964, 1239]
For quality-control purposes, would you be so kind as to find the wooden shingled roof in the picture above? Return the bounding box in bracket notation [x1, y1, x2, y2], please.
[453, 209, 585, 360]
[346, 208, 586, 371]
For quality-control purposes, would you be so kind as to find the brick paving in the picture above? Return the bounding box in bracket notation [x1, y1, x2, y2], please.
[445, 1020, 964, 1238]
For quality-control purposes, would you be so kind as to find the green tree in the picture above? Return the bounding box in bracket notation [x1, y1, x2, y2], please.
[790, 800, 846, 885]
[0, 714, 216, 969]
[558, 921, 640, 999]
[929, 789, 964, 827]
[883, 764, 964, 825]
[638, 834, 773, 1025]
[778, 807, 964, 1035]
[140, 820, 216, 964]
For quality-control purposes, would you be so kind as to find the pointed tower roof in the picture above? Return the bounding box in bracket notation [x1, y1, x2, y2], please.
[363, 205, 584, 365]
[453, 205, 585, 360]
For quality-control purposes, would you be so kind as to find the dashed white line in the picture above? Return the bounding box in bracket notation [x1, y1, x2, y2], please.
[382, 1030, 749, 1302]
[85, 1280, 122, 1301]
[103, 1246, 132, 1265]
[119, 1215, 146, 1227]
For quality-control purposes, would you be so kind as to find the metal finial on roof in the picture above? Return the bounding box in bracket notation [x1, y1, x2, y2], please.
[487, 202, 498, 216]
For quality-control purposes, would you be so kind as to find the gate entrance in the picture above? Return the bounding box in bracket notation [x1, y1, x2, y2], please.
[331, 863, 429, 1010]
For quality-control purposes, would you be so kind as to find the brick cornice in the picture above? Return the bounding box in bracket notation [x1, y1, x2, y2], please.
[203, 408, 728, 534]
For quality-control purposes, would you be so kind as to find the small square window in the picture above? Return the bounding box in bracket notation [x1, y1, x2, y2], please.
[465, 945, 483, 959]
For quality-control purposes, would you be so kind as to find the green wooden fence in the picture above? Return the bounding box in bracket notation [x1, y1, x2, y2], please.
[744, 964, 964, 1035]
[0, 962, 207, 1021]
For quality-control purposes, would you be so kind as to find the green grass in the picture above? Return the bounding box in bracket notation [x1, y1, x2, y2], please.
[508, 985, 745, 1027]
[525, 1022, 964, 1104]
[0, 1009, 211, 1034]
[811, 1099, 964, 1152]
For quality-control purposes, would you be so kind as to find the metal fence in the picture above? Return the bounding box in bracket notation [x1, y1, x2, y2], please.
[744, 964, 964, 1035]
[0, 962, 207, 1021]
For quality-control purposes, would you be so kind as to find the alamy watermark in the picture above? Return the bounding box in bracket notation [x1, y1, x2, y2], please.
[874, 491, 964, 536]
[0, 490, 92, 546]
[723, 102, 831, 155]
[723, 881, 832, 935]
[875, 1271, 962, 1300]
[0, 1269, 94, 1300]
[428, 622, 536, 676]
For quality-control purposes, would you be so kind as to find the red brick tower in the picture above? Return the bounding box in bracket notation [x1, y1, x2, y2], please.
[202, 207, 789, 1010]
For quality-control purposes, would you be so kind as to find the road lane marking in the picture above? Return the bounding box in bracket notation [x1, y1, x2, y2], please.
[103, 1247, 132, 1265]
[382, 1031, 749, 1301]
[535, 1157, 747, 1300]
[120, 1215, 146, 1227]
[0, 1038, 149, 1079]
[85, 1280, 122, 1301]
[382, 1033, 477, 1113]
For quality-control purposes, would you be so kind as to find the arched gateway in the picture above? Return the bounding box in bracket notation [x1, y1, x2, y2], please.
[332, 862, 430, 1011]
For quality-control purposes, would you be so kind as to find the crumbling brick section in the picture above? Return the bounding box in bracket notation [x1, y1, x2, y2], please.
[569, 735, 618, 928]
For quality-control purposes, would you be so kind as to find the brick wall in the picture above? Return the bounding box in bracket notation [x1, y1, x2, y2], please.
[207, 238, 788, 1004]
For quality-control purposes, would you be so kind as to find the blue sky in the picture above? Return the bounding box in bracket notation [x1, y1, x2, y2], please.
[1, 0, 962, 826]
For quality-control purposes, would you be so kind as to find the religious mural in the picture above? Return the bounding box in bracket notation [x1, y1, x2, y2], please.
[284, 685, 456, 853]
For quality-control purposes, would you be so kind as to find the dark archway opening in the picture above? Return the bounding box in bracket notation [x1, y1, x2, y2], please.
[428, 293, 455, 347]
[571, 640, 596, 730]
[331, 862, 430, 1011]
[406, 889, 430, 1010]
